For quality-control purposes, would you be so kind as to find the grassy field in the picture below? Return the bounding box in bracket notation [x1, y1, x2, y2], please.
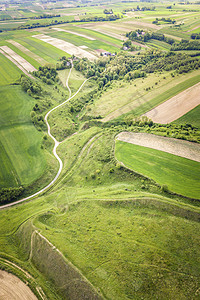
[174, 105, 200, 128]
[88, 70, 200, 121]
[0, 3, 200, 300]
[0, 85, 46, 188]
[45, 29, 120, 53]
[16, 36, 70, 64]
[115, 140, 200, 199]
[0, 40, 40, 69]
[0, 52, 23, 85]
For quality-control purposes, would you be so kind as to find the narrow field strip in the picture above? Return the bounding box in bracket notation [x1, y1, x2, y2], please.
[117, 132, 200, 162]
[52, 27, 96, 40]
[32, 34, 97, 61]
[0, 46, 37, 73]
[7, 40, 48, 65]
[0, 49, 34, 79]
[144, 82, 200, 124]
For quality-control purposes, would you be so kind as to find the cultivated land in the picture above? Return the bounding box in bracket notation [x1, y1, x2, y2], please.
[0, 270, 38, 300]
[144, 82, 200, 124]
[0, 1, 200, 299]
[115, 140, 200, 199]
[117, 132, 200, 162]
[33, 34, 97, 61]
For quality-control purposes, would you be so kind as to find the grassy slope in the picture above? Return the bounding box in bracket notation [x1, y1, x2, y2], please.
[115, 140, 200, 199]
[89, 71, 200, 120]
[34, 199, 200, 300]
[0, 85, 46, 188]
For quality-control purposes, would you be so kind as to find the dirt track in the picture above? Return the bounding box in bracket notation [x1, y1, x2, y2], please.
[0, 270, 37, 300]
[117, 132, 200, 162]
[144, 82, 200, 124]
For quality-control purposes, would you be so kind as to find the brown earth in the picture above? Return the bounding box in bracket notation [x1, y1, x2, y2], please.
[117, 132, 200, 162]
[0, 46, 37, 72]
[7, 40, 47, 65]
[0, 270, 38, 300]
[0, 49, 34, 79]
[144, 82, 200, 124]
[33, 34, 97, 61]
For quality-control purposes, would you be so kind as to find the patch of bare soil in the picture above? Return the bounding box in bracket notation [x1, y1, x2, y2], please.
[0, 270, 38, 300]
[187, 25, 200, 32]
[0, 49, 34, 79]
[144, 82, 200, 124]
[32, 34, 97, 61]
[7, 40, 47, 65]
[124, 20, 161, 30]
[52, 27, 95, 40]
[117, 132, 200, 162]
[0, 46, 37, 72]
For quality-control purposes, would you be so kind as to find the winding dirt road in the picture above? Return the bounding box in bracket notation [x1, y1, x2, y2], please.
[0, 64, 88, 209]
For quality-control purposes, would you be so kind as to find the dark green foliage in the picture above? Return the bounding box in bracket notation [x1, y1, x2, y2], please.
[56, 57, 72, 71]
[20, 76, 42, 96]
[171, 40, 200, 51]
[33, 66, 58, 84]
[0, 187, 24, 204]
[191, 33, 200, 40]
[153, 17, 176, 24]
[126, 30, 175, 45]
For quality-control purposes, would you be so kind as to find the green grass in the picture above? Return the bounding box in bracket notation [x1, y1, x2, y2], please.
[16, 36, 70, 64]
[0, 40, 40, 69]
[46, 30, 120, 53]
[0, 53, 22, 85]
[0, 85, 46, 188]
[131, 74, 200, 117]
[115, 140, 200, 199]
[34, 199, 200, 300]
[174, 105, 200, 128]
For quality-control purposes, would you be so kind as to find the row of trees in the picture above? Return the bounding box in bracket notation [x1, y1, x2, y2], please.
[17, 14, 121, 31]
[171, 40, 200, 51]
[0, 187, 24, 204]
[152, 17, 176, 24]
[126, 30, 175, 45]
[74, 49, 200, 90]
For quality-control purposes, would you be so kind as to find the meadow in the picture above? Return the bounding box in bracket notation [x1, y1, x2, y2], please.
[0, 85, 46, 188]
[0, 1, 200, 299]
[174, 105, 200, 128]
[115, 140, 200, 199]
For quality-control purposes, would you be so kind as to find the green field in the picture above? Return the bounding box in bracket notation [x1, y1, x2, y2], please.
[174, 105, 200, 128]
[16, 36, 70, 64]
[0, 2, 200, 300]
[115, 140, 200, 199]
[0, 85, 46, 188]
[0, 53, 23, 85]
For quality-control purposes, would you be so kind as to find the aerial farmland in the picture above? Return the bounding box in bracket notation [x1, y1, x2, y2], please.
[0, 0, 200, 299]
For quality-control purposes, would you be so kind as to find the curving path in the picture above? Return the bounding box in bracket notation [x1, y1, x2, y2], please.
[0, 64, 89, 209]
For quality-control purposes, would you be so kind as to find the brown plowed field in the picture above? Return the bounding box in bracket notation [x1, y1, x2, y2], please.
[0, 270, 38, 300]
[117, 132, 200, 162]
[144, 82, 200, 124]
